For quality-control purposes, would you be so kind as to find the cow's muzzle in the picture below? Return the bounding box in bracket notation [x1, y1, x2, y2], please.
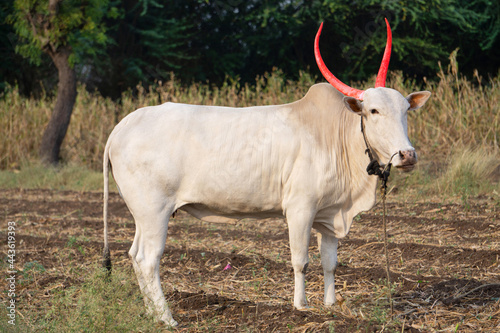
[396, 150, 417, 172]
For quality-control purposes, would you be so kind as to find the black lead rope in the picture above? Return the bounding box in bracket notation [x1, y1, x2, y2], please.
[361, 117, 395, 317]
[360, 117, 392, 186]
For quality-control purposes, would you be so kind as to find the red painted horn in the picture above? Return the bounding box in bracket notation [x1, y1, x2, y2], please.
[314, 18, 392, 100]
[375, 18, 392, 88]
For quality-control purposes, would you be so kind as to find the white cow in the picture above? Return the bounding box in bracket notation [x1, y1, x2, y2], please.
[102, 19, 430, 326]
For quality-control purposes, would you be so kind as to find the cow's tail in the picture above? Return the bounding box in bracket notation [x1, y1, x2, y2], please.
[102, 138, 112, 274]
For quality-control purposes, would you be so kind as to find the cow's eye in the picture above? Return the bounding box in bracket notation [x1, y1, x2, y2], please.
[370, 109, 379, 115]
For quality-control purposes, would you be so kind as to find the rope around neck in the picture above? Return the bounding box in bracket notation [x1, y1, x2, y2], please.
[361, 117, 392, 183]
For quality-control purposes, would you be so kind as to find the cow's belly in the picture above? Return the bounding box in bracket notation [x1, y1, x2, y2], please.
[180, 203, 283, 223]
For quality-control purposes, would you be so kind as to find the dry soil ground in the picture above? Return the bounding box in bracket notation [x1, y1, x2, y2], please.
[1, 189, 500, 332]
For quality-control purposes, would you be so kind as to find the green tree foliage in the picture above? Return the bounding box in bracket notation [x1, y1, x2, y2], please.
[8, 0, 113, 66]
[97, 0, 500, 89]
[2, 0, 499, 97]
[90, 0, 193, 98]
[379, 0, 500, 78]
[0, 1, 55, 95]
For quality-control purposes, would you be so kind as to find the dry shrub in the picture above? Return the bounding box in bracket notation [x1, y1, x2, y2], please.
[0, 62, 498, 172]
[0, 87, 52, 169]
[390, 50, 500, 157]
[62, 86, 126, 168]
[438, 147, 500, 196]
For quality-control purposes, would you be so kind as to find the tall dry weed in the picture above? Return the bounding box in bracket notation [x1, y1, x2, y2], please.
[390, 50, 500, 156]
[439, 147, 500, 196]
[62, 86, 126, 168]
[0, 63, 498, 172]
[0, 86, 52, 169]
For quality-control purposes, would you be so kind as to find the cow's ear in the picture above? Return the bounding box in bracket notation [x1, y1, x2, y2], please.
[344, 96, 363, 115]
[406, 91, 431, 111]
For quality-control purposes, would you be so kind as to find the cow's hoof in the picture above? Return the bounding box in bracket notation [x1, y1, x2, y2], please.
[165, 319, 178, 327]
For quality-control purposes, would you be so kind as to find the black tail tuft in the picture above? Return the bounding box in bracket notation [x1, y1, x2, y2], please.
[102, 246, 112, 276]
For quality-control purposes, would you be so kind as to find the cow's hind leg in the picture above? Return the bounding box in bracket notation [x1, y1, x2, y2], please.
[128, 208, 177, 327]
[128, 226, 154, 316]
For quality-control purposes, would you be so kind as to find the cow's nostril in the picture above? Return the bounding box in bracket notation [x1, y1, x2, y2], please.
[398, 150, 418, 163]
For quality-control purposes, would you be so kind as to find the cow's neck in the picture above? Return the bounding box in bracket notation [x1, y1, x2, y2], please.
[341, 110, 379, 213]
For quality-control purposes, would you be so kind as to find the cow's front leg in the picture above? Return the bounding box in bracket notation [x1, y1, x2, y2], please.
[319, 232, 339, 306]
[286, 210, 314, 309]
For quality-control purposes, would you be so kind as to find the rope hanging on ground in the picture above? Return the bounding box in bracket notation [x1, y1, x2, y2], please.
[381, 171, 393, 316]
[380, 156, 396, 317]
[361, 117, 397, 317]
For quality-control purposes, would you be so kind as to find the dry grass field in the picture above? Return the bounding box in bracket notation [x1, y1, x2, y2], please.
[1, 57, 499, 171]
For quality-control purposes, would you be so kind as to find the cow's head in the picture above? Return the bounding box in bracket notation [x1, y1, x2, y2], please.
[315, 19, 431, 172]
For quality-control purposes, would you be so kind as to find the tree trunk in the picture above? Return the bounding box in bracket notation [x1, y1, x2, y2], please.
[39, 47, 77, 165]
